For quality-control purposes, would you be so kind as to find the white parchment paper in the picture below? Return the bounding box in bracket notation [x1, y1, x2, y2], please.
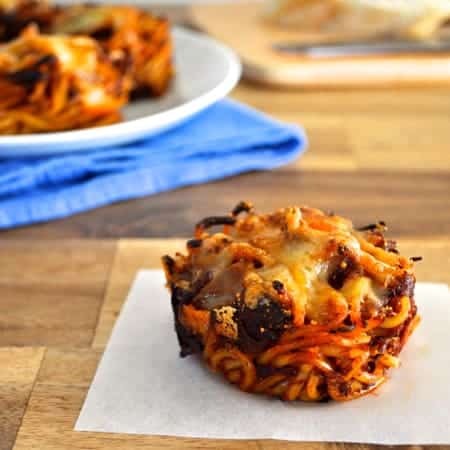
[76, 270, 450, 444]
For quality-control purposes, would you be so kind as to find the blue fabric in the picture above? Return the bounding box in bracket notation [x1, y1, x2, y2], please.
[0, 99, 307, 229]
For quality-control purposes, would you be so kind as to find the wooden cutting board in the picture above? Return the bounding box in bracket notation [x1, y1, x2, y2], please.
[190, 1, 450, 87]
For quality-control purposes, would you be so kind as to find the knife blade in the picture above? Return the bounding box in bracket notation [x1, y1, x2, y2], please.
[273, 40, 450, 58]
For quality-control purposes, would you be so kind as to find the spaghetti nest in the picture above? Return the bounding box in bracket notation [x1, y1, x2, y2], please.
[162, 202, 420, 402]
[50, 4, 173, 97]
[0, 1, 173, 134]
[0, 26, 127, 133]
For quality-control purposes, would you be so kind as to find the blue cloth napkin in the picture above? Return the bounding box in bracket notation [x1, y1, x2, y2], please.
[0, 99, 307, 229]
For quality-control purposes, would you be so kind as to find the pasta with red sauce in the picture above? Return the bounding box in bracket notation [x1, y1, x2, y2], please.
[162, 202, 420, 402]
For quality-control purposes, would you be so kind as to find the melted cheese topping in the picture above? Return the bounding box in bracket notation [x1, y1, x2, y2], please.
[172, 206, 409, 338]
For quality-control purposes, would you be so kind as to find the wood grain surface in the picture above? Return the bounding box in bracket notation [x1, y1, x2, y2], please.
[1, 5, 450, 450]
[1, 239, 449, 450]
[190, 2, 450, 87]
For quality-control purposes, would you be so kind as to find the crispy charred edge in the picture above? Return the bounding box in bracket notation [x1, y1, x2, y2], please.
[195, 201, 255, 235]
[186, 239, 202, 249]
[388, 271, 415, 300]
[195, 216, 236, 233]
[272, 280, 284, 294]
[233, 294, 292, 354]
[232, 200, 254, 217]
[163, 248, 214, 357]
[328, 246, 361, 290]
[357, 221, 387, 232]
[356, 221, 402, 255]
[161, 255, 175, 277]
[169, 278, 293, 358]
[365, 230, 399, 253]
[5, 53, 56, 86]
[168, 277, 213, 357]
[357, 223, 420, 259]
[169, 284, 202, 357]
[0, 2, 58, 42]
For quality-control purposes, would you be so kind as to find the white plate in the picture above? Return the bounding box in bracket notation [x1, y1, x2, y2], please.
[0, 27, 241, 157]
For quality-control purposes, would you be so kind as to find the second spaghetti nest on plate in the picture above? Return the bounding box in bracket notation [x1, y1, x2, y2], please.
[0, 0, 174, 134]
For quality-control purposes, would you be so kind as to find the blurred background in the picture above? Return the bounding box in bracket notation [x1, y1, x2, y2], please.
[0, 0, 449, 238]
[2, 0, 449, 238]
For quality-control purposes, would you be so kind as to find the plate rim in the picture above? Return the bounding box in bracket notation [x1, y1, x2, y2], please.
[0, 26, 242, 153]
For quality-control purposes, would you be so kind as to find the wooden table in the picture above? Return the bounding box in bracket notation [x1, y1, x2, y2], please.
[1, 12, 450, 450]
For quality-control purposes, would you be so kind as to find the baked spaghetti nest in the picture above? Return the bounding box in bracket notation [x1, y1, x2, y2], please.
[1, 1, 174, 97]
[0, 1, 173, 134]
[49, 4, 173, 97]
[162, 202, 420, 402]
[0, 26, 127, 133]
